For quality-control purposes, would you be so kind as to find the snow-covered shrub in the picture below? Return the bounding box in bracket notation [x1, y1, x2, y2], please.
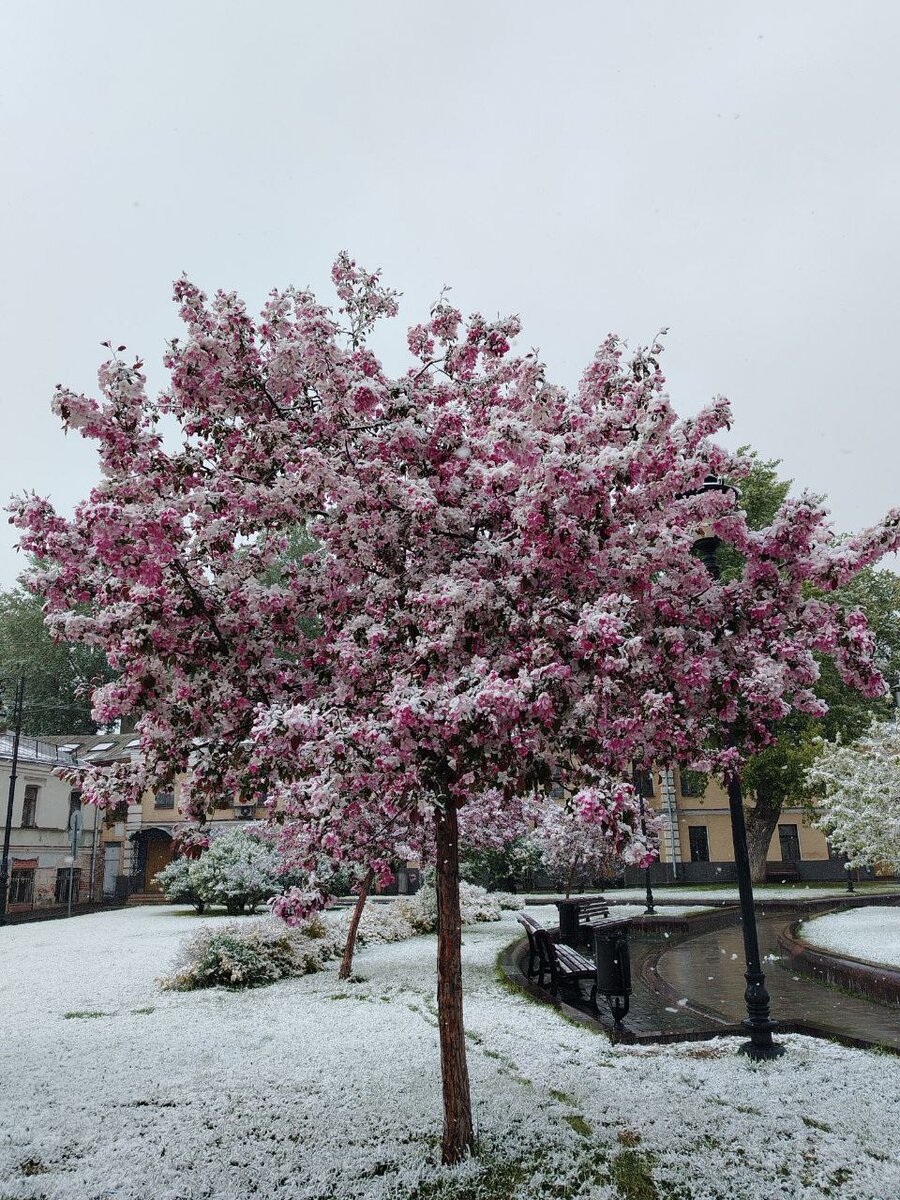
[335, 882, 514, 949]
[491, 891, 525, 911]
[154, 858, 204, 912]
[344, 897, 431, 947]
[161, 916, 338, 990]
[154, 824, 287, 915]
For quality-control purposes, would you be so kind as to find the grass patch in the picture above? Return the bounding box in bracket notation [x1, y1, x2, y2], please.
[131, 1005, 155, 1015]
[63, 1010, 109, 1020]
[19, 1159, 48, 1176]
[610, 1149, 659, 1200]
[802, 1116, 832, 1133]
[563, 1113, 592, 1138]
[549, 1088, 579, 1107]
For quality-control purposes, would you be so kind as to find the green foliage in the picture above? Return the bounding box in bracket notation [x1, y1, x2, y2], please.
[460, 837, 540, 892]
[0, 585, 115, 734]
[718, 448, 791, 581]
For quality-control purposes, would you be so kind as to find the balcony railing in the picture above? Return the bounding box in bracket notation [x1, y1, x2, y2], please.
[0, 734, 78, 766]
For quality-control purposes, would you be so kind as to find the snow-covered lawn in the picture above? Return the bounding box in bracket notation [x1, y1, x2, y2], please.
[2, 906, 899, 1199]
[799, 906, 900, 969]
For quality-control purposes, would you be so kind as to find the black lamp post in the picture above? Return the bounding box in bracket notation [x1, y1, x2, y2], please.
[691, 475, 784, 1061]
[0, 675, 25, 927]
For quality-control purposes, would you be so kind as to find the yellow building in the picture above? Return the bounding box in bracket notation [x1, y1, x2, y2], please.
[634, 767, 859, 885]
[48, 734, 265, 901]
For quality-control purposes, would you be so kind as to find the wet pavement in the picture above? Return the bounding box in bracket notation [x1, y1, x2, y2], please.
[506, 902, 900, 1050]
[654, 913, 900, 1050]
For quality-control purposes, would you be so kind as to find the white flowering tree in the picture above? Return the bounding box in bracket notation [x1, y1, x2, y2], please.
[156, 825, 286, 914]
[808, 720, 900, 871]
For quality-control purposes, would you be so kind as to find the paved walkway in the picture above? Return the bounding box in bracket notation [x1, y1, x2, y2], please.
[506, 903, 900, 1050]
[654, 913, 900, 1050]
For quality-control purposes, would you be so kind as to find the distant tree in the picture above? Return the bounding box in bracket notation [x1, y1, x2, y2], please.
[531, 795, 657, 898]
[0, 585, 114, 734]
[808, 720, 900, 872]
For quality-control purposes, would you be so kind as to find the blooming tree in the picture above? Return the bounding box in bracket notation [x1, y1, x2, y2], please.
[531, 787, 658, 897]
[12, 256, 900, 1162]
[808, 720, 900, 871]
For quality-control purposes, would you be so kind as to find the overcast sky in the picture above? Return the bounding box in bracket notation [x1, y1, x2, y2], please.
[1, 1, 898, 587]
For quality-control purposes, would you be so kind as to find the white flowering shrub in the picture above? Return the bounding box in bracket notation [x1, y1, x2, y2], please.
[161, 916, 339, 991]
[154, 824, 286, 914]
[154, 857, 204, 911]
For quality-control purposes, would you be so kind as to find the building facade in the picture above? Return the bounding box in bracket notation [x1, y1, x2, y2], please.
[45, 734, 265, 901]
[628, 766, 879, 884]
[0, 734, 100, 914]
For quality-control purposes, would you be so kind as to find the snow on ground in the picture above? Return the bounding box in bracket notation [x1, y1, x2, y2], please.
[2, 905, 900, 1200]
[799, 906, 900, 969]
[604, 883, 900, 903]
[525, 901, 713, 918]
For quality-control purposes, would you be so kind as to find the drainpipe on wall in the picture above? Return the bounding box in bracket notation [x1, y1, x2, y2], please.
[661, 768, 681, 882]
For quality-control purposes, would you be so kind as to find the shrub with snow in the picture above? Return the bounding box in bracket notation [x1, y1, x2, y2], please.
[153, 858, 204, 912]
[161, 916, 339, 991]
[154, 824, 287, 914]
[340, 883, 518, 949]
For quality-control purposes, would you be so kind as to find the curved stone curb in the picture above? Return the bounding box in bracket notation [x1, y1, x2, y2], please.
[778, 918, 900, 1008]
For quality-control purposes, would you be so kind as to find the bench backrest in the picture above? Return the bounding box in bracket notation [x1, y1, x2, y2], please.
[577, 898, 610, 921]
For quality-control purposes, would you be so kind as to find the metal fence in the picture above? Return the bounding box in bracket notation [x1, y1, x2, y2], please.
[0, 734, 78, 765]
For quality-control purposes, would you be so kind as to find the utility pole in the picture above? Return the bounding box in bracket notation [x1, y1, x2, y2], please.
[0, 675, 25, 926]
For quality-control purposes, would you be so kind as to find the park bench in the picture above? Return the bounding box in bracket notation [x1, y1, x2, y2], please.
[576, 897, 610, 925]
[534, 926, 597, 1005]
[517, 912, 550, 984]
[765, 862, 801, 883]
[517, 912, 596, 990]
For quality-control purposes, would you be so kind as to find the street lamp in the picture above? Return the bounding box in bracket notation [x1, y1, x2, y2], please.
[690, 474, 785, 1061]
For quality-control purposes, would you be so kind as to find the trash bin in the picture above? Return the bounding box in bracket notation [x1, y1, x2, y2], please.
[555, 898, 583, 947]
[592, 920, 632, 1024]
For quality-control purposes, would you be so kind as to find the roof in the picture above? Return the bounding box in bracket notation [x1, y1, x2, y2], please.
[43, 732, 143, 763]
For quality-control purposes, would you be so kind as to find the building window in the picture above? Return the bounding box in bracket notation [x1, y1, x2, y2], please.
[9, 868, 35, 905]
[69, 790, 82, 818]
[679, 768, 707, 799]
[22, 785, 38, 828]
[778, 824, 801, 862]
[55, 868, 81, 905]
[688, 826, 710, 863]
[154, 790, 175, 809]
[634, 770, 654, 798]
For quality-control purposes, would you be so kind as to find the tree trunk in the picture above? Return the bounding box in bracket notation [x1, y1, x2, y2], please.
[434, 802, 475, 1165]
[338, 867, 374, 981]
[745, 786, 783, 885]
